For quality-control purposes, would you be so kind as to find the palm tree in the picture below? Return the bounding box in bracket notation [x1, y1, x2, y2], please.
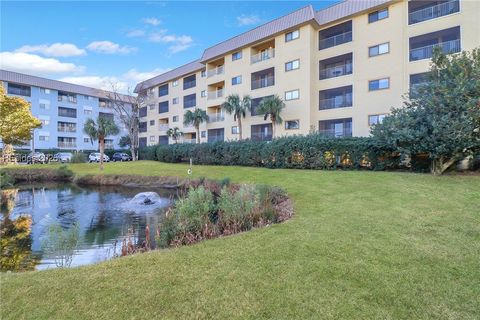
[221, 94, 251, 140]
[183, 108, 208, 144]
[166, 126, 183, 144]
[84, 116, 119, 170]
[258, 95, 285, 139]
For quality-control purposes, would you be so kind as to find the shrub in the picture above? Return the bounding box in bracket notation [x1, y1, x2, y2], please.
[217, 185, 258, 233]
[70, 153, 87, 163]
[174, 186, 216, 234]
[0, 170, 13, 189]
[56, 165, 74, 179]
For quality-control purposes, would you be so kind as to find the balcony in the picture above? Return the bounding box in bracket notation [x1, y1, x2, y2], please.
[207, 89, 223, 100]
[318, 128, 353, 138]
[319, 93, 353, 110]
[58, 142, 77, 149]
[183, 138, 196, 144]
[57, 126, 76, 133]
[318, 118, 352, 138]
[207, 65, 224, 78]
[320, 64, 352, 79]
[208, 113, 225, 123]
[319, 21, 352, 50]
[409, 38, 460, 61]
[251, 48, 275, 64]
[409, 0, 459, 25]
[159, 124, 169, 131]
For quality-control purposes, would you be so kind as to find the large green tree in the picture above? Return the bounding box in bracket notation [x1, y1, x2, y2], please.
[372, 48, 480, 175]
[0, 87, 41, 163]
[183, 108, 208, 144]
[258, 95, 285, 139]
[84, 116, 119, 170]
[221, 94, 251, 140]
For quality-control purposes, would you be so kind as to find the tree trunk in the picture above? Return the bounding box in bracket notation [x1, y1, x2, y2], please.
[238, 116, 242, 140]
[271, 115, 276, 140]
[196, 126, 200, 144]
[129, 117, 139, 161]
[431, 156, 457, 175]
[99, 135, 105, 171]
[1, 143, 14, 165]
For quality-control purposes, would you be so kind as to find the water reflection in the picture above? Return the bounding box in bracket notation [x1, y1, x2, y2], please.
[0, 183, 175, 271]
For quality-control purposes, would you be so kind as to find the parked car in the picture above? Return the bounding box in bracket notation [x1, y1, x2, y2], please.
[53, 152, 73, 163]
[26, 152, 47, 164]
[111, 152, 132, 162]
[88, 153, 110, 163]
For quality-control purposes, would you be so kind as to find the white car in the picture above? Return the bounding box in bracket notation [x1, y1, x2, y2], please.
[88, 153, 110, 163]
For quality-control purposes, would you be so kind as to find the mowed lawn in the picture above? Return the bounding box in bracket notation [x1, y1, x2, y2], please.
[1, 161, 479, 319]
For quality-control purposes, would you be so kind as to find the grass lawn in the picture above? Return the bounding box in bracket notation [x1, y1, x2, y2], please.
[1, 161, 479, 319]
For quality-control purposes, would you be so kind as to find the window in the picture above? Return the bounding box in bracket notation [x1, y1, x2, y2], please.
[285, 89, 299, 101]
[40, 88, 51, 94]
[369, 78, 390, 91]
[99, 112, 114, 121]
[139, 106, 148, 117]
[173, 115, 179, 122]
[251, 124, 272, 141]
[7, 83, 31, 96]
[57, 121, 77, 133]
[285, 120, 300, 130]
[201, 70, 206, 77]
[285, 30, 299, 42]
[232, 51, 242, 61]
[183, 74, 196, 90]
[150, 120, 155, 126]
[139, 122, 147, 133]
[84, 138, 90, 143]
[149, 104, 155, 110]
[148, 88, 155, 96]
[173, 97, 179, 104]
[40, 118, 50, 126]
[39, 135, 49, 141]
[159, 101, 169, 113]
[319, 85, 353, 110]
[285, 59, 300, 71]
[319, 118, 352, 138]
[58, 107, 77, 118]
[84, 108, 92, 115]
[368, 114, 388, 126]
[149, 136, 155, 142]
[251, 68, 275, 90]
[232, 76, 242, 85]
[208, 128, 224, 143]
[183, 94, 196, 108]
[139, 137, 147, 148]
[201, 90, 206, 98]
[201, 131, 206, 138]
[159, 135, 169, 145]
[159, 84, 168, 97]
[232, 126, 239, 134]
[251, 95, 273, 116]
[368, 8, 388, 23]
[39, 103, 50, 110]
[369, 43, 390, 57]
[58, 91, 77, 103]
[172, 80, 178, 87]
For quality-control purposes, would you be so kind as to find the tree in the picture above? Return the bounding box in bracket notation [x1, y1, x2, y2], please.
[0, 87, 41, 164]
[183, 108, 208, 144]
[221, 94, 251, 140]
[84, 116, 119, 170]
[371, 48, 480, 175]
[258, 95, 285, 139]
[118, 135, 131, 149]
[107, 82, 150, 161]
[166, 127, 183, 144]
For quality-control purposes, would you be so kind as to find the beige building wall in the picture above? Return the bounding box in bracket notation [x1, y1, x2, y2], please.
[139, 0, 480, 145]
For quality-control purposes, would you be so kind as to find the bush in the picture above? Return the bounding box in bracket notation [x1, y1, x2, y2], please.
[70, 153, 87, 163]
[0, 170, 13, 189]
[56, 165, 74, 179]
[217, 185, 258, 233]
[174, 186, 216, 234]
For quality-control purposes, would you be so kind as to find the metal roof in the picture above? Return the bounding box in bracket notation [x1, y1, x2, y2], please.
[0, 69, 133, 102]
[200, 5, 317, 63]
[134, 59, 204, 93]
[315, 0, 392, 25]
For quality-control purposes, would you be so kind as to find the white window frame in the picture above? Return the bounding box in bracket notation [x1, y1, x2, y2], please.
[285, 59, 300, 71]
[369, 42, 390, 57]
[285, 89, 299, 101]
[285, 30, 300, 42]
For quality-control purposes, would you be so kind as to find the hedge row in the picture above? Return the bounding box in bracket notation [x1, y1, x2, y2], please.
[140, 135, 414, 171]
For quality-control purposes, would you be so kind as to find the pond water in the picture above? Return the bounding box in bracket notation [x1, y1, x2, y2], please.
[0, 183, 176, 271]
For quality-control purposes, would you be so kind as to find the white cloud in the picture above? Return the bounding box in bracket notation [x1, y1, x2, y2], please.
[0, 51, 84, 75]
[142, 17, 161, 26]
[15, 43, 86, 57]
[237, 14, 261, 26]
[123, 68, 170, 83]
[86, 41, 137, 54]
[148, 30, 193, 53]
[126, 29, 145, 38]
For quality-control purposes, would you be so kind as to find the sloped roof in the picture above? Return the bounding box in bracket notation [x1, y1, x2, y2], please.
[0, 69, 133, 102]
[315, 0, 392, 25]
[134, 59, 204, 93]
[200, 5, 317, 63]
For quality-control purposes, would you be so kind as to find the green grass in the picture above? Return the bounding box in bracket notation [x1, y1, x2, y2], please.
[1, 161, 479, 319]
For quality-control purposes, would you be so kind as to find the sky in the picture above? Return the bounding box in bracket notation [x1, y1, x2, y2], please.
[0, 1, 338, 93]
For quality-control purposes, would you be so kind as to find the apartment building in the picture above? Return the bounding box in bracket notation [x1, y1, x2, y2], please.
[135, 0, 480, 146]
[0, 70, 131, 151]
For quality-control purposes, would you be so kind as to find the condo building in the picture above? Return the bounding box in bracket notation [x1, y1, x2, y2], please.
[135, 0, 479, 147]
[0, 70, 130, 151]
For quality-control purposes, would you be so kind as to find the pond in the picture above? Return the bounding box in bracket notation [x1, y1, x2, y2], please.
[0, 183, 176, 271]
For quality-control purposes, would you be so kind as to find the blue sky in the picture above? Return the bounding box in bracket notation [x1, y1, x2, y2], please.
[1, 1, 337, 92]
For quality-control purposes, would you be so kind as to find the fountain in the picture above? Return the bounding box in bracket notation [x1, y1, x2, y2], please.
[129, 192, 162, 205]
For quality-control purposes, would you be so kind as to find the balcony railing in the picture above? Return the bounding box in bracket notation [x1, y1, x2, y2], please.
[409, 0, 459, 25]
[183, 138, 197, 144]
[251, 133, 272, 142]
[318, 128, 352, 138]
[58, 142, 77, 148]
[159, 124, 169, 131]
[252, 76, 275, 90]
[183, 124, 195, 131]
[320, 63, 353, 80]
[207, 66, 224, 78]
[251, 48, 275, 64]
[57, 126, 76, 133]
[207, 114, 225, 123]
[409, 38, 460, 61]
[319, 31, 352, 50]
[207, 89, 224, 100]
[319, 93, 353, 110]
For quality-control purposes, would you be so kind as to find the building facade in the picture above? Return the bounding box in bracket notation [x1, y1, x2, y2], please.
[135, 0, 479, 146]
[0, 70, 131, 151]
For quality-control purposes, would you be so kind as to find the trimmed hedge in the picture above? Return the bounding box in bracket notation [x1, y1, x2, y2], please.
[142, 135, 406, 171]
